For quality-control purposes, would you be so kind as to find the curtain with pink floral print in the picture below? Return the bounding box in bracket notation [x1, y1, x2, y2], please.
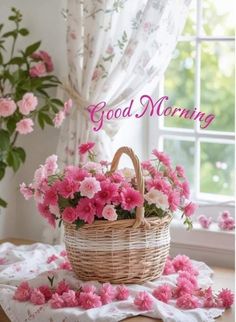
[57, 0, 191, 166]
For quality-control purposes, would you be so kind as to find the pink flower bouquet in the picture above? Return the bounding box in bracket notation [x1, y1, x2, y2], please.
[21, 142, 196, 229]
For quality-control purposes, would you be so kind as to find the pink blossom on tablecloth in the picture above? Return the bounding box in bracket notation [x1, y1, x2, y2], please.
[81, 283, 97, 294]
[46, 254, 58, 264]
[176, 293, 200, 309]
[153, 284, 172, 303]
[116, 285, 129, 300]
[99, 283, 116, 304]
[50, 293, 65, 308]
[30, 288, 46, 305]
[38, 285, 53, 301]
[134, 291, 154, 311]
[56, 280, 70, 295]
[163, 257, 176, 275]
[79, 291, 102, 309]
[13, 282, 31, 301]
[217, 289, 234, 308]
[58, 261, 72, 271]
[61, 290, 78, 307]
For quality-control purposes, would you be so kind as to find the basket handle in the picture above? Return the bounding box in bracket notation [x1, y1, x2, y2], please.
[110, 146, 147, 228]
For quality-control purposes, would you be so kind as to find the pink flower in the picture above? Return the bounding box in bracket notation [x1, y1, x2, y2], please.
[76, 198, 96, 224]
[47, 254, 58, 263]
[0, 98, 17, 117]
[59, 261, 72, 270]
[50, 293, 65, 308]
[153, 284, 172, 303]
[181, 181, 190, 199]
[65, 166, 90, 182]
[178, 271, 198, 290]
[168, 190, 180, 212]
[99, 283, 116, 304]
[217, 289, 234, 308]
[16, 118, 34, 134]
[198, 215, 212, 229]
[121, 187, 144, 211]
[29, 62, 46, 77]
[78, 142, 95, 155]
[102, 204, 117, 221]
[63, 99, 73, 115]
[53, 111, 65, 128]
[56, 280, 69, 295]
[44, 187, 58, 206]
[218, 215, 235, 231]
[79, 177, 101, 199]
[79, 292, 102, 309]
[33, 165, 47, 187]
[184, 202, 198, 217]
[13, 281, 31, 301]
[61, 290, 78, 307]
[134, 291, 154, 311]
[176, 165, 185, 177]
[62, 207, 78, 224]
[32, 50, 54, 72]
[60, 250, 67, 257]
[96, 180, 118, 204]
[83, 161, 102, 173]
[17, 93, 38, 115]
[20, 183, 33, 200]
[176, 293, 200, 309]
[30, 288, 46, 305]
[172, 255, 192, 272]
[220, 211, 230, 220]
[116, 285, 129, 300]
[163, 257, 175, 275]
[58, 178, 79, 198]
[82, 283, 97, 294]
[152, 149, 171, 167]
[45, 155, 58, 176]
[38, 285, 53, 301]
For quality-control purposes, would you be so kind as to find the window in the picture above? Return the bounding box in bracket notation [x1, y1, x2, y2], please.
[150, 0, 235, 205]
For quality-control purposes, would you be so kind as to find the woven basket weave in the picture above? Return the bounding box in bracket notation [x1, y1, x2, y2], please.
[64, 146, 172, 284]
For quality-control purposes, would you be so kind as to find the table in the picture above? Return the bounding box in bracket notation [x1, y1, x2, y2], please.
[0, 238, 234, 322]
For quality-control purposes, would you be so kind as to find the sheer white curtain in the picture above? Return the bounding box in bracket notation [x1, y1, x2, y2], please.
[57, 0, 191, 166]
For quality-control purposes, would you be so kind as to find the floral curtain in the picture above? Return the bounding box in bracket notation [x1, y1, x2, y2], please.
[57, 0, 191, 166]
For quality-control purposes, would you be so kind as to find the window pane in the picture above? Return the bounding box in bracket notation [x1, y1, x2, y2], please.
[164, 42, 195, 129]
[202, 0, 235, 36]
[200, 142, 235, 196]
[201, 42, 235, 132]
[163, 139, 195, 190]
[182, 0, 196, 36]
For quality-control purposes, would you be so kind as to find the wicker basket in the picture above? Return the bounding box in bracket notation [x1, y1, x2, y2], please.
[64, 146, 172, 284]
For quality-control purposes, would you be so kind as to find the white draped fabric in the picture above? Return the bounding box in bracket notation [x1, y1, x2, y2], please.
[57, 0, 191, 165]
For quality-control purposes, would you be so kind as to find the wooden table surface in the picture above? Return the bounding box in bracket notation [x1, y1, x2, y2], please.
[0, 238, 235, 322]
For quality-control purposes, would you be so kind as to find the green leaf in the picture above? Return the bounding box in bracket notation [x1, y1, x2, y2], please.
[51, 98, 64, 107]
[75, 219, 85, 229]
[0, 161, 6, 180]
[2, 30, 17, 38]
[0, 197, 7, 208]
[25, 41, 41, 56]
[0, 24, 4, 33]
[38, 111, 53, 129]
[9, 56, 25, 65]
[14, 147, 26, 163]
[19, 28, 29, 36]
[6, 149, 21, 172]
[0, 130, 10, 151]
[0, 52, 3, 65]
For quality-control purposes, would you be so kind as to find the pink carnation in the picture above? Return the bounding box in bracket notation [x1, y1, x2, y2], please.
[30, 288, 46, 305]
[32, 50, 54, 72]
[60, 250, 67, 257]
[79, 177, 101, 199]
[65, 166, 90, 182]
[58, 178, 80, 199]
[198, 215, 212, 229]
[16, 118, 34, 134]
[178, 271, 198, 290]
[181, 181, 190, 199]
[13, 281, 31, 301]
[63, 98, 73, 115]
[172, 255, 192, 272]
[53, 111, 65, 128]
[134, 291, 154, 311]
[102, 204, 117, 221]
[176, 293, 200, 309]
[96, 180, 118, 204]
[217, 289, 234, 308]
[17, 92, 38, 115]
[163, 257, 176, 275]
[38, 285, 53, 301]
[121, 187, 144, 211]
[78, 142, 95, 155]
[220, 211, 230, 220]
[56, 280, 69, 295]
[47, 254, 58, 263]
[62, 207, 78, 224]
[76, 198, 96, 224]
[152, 149, 171, 167]
[168, 190, 180, 212]
[61, 290, 78, 307]
[153, 284, 172, 303]
[0, 98, 17, 117]
[20, 183, 33, 200]
[45, 155, 58, 176]
[176, 165, 185, 177]
[116, 285, 129, 300]
[59, 261, 72, 270]
[29, 62, 46, 77]
[184, 202, 198, 217]
[79, 291, 102, 309]
[99, 283, 116, 304]
[50, 293, 65, 308]
[82, 283, 97, 294]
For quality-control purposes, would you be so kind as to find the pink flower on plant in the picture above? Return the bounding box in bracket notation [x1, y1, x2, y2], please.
[116, 285, 129, 300]
[63, 98, 73, 115]
[79, 291, 102, 309]
[30, 288, 46, 305]
[65, 166, 90, 182]
[13, 281, 31, 301]
[17, 93, 38, 115]
[53, 111, 65, 128]
[44, 187, 58, 206]
[76, 198, 96, 224]
[38, 285, 53, 301]
[102, 204, 118, 221]
[99, 283, 116, 304]
[50, 293, 65, 308]
[152, 149, 171, 167]
[0, 98, 17, 117]
[32, 50, 54, 72]
[45, 155, 58, 176]
[83, 161, 102, 173]
[29, 62, 46, 77]
[217, 289, 234, 308]
[79, 177, 101, 199]
[16, 118, 34, 134]
[152, 284, 172, 303]
[56, 280, 69, 295]
[61, 290, 78, 307]
[176, 165, 185, 178]
[62, 207, 78, 224]
[96, 180, 118, 204]
[121, 187, 144, 211]
[19, 183, 33, 200]
[78, 142, 95, 155]
[198, 215, 212, 229]
[184, 202, 198, 217]
[58, 178, 79, 199]
[134, 291, 154, 311]
[168, 190, 180, 212]
[176, 293, 200, 309]
[181, 181, 190, 199]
